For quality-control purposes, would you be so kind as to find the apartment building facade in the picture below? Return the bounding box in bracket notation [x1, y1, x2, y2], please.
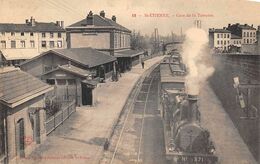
[0, 17, 66, 66]
[209, 28, 231, 51]
[227, 23, 257, 45]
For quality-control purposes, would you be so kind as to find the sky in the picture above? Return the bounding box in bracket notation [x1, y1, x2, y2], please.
[0, 0, 260, 36]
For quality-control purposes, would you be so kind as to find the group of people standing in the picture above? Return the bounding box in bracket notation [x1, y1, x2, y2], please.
[112, 59, 145, 82]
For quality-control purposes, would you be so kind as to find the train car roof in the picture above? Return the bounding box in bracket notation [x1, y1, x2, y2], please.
[160, 64, 185, 83]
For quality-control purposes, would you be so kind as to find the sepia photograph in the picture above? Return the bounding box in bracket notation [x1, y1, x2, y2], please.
[0, 0, 259, 163]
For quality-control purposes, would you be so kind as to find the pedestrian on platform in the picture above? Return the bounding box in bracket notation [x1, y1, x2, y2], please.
[118, 67, 122, 77]
[141, 59, 145, 69]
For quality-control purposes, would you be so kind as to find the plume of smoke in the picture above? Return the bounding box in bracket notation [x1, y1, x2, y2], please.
[182, 28, 215, 95]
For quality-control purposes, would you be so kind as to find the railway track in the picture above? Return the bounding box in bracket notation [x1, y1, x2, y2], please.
[100, 65, 163, 164]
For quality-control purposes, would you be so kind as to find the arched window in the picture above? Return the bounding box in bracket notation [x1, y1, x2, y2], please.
[16, 118, 25, 157]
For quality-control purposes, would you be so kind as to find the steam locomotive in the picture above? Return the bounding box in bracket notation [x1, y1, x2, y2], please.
[160, 54, 218, 164]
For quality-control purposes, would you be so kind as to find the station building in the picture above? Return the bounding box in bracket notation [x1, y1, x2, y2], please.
[0, 67, 53, 163]
[20, 47, 116, 106]
[66, 10, 144, 72]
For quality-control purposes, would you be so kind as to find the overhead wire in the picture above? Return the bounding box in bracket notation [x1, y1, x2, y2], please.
[55, 0, 85, 17]
[43, 0, 84, 18]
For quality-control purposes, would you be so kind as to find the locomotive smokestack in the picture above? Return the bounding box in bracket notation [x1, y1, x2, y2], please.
[187, 94, 198, 101]
[187, 94, 200, 122]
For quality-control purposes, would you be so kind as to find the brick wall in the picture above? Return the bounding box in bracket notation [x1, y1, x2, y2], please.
[70, 32, 111, 49]
[209, 54, 260, 161]
[6, 95, 46, 162]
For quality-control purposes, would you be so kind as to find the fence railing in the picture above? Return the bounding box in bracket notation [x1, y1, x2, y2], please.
[45, 100, 76, 135]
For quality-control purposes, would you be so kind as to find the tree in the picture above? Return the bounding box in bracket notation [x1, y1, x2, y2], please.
[130, 31, 149, 50]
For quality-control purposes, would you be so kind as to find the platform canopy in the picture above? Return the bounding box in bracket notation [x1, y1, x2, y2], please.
[81, 79, 99, 88]
[0, 49, 40, 60]
[114, 49, 144, 58]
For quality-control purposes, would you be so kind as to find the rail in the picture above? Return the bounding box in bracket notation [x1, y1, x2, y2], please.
[109, 64, 159, 164]
[45, 100, 76, 135]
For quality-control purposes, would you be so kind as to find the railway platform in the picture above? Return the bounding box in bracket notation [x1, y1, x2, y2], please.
[19, 55, 164, 164]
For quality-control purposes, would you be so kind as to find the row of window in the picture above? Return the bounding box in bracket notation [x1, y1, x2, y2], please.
[114, 33, 130, 48]
[243, 31, 256, 37]
[41, 32, 62, 38]
[217, 40, 230, 45]
[41, 41, 63, 48]
[233, 40, 241, 44]
[0, 40, 34, 49]
[0, 32, 62, 38]
[217, 33, 230, 39]
[216, 38, 256, 45]
[243, 38, 255, 44]
[216, 31, 256, 39]
[0, 40, 62, 49]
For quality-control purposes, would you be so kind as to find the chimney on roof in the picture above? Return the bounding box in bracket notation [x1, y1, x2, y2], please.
[86, 11, 94, 25]
[56, 21, 60, 26]
[30, 16, 36, 27]
[245, 23, 248, 26]
[56, 21, 64, 28]
[60, 21, 64, 28]
[251, 24, 253, 28]
[228, 24, 231, 27]
[100, 10, 105, 18]
[25, 19, 29, 24]
[223, 27, 226, 30]
[112, 15, 116, 22]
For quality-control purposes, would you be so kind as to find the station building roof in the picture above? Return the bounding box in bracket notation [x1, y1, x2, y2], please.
[0, 49, 40, 60]
[20, 47, 116, 68]
[114, 49, 144, 58]
[0, 67, 53, 108]
[41, 64, 91, 78]
[67, 14, 131, 33]
[160, 63, 185, 83]
[0, 22, 65, 32]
